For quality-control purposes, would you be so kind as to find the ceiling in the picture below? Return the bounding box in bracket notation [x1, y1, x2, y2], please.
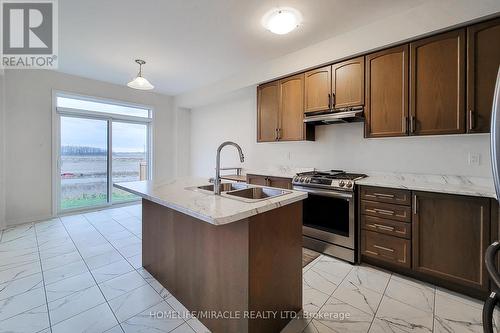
[58, 0, 427, 95]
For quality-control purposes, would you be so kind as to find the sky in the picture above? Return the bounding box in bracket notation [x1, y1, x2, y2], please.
[61, 116, 147, 153]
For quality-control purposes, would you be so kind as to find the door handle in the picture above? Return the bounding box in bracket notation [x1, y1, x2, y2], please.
[328, 93, 331, 109]
[372, 224, 395, 232]
[469, 109, 475, 131]
[410, 116, 416, 134]
[331, 92, 335, 107]
[372, 193, 395, 199]
[275, 128, 278, 141]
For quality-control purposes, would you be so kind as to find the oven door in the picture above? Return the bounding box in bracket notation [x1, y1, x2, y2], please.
[293, 185, 355, 249]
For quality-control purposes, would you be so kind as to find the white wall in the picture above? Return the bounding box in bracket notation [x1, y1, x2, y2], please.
[3, 69, 175, 227]
[190, 87, 491, 179]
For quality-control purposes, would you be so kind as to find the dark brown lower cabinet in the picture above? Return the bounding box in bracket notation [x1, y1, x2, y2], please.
[412, 191, 490, 292]
[246, 174, 292, 189]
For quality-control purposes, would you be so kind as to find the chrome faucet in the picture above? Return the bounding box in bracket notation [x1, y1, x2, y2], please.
[214, 141, 244, 195]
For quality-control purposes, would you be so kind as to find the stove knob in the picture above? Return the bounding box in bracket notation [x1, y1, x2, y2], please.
[293, 176, 299, 183]
[339, 180, 345, 187]
[305, 178, 310, 183]
[300, 177, 305, 183]
[346, 181, 353, 188]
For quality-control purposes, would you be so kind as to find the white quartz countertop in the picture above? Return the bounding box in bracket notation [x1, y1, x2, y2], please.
[355, 172, 496, 199]
[114, 178, 307, 225]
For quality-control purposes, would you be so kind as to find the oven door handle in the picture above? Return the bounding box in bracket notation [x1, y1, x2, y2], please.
[292, 185, 353, 199]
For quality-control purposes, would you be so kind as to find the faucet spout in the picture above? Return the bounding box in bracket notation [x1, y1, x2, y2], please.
[214, 141, 245, 195]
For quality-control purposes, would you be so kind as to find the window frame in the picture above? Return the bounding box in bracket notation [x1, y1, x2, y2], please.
[52, 90, 154, 215]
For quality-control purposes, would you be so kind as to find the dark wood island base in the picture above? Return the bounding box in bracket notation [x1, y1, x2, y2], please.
[142, 199, 303, 333]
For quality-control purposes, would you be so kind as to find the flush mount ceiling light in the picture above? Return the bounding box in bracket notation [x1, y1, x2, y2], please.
[127, 59, 154, 90]
[262, 7, 302, 35]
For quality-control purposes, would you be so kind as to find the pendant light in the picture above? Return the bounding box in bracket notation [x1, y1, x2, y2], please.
[127, 59, 154, 90]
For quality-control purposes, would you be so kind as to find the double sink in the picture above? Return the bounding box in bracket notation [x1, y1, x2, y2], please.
[189, 183, 291, 202]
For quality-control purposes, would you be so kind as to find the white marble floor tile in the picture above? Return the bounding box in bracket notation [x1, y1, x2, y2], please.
[0, 287, 46, 321]
[36, 236, 73, 251]
[118, 243, 142, 258]
[302, 283, 330, 314]
[45, 271, 96, 302]
[147, 277, 172, 300]
[84, 211, 115, 223]
[306, 296, 373, 333]
[60, 214, 88, 225]
[102, 229, 135, 242]
[187, 318, 211, 333]
[171, 322, 197, 333]
[310, 257, 353, 286]
[0, 250, 39, 271]
[38, 241, 77, 260]
[371, 296, 433, 333]
[0, 260, 41, 283]
[127, 253, 143, 269]
[345, 265, 391, 295]
[40, 249, 82, 271]
[165, 295, 189, 318]
[43, 259, 88, 285]
[434, 288, 483, 333]
[1, 224, 35, 243]
[84, 249, 124, 270]
[105, 325, 125, 333]
[51, 302, 119, 333]
[0, 304, 50, 333]
[384, 275, 435, 313]
[78, 242, 116, 258]
[100, 270, 148, 301]
[48, 285, 105, 325]
[110, 235, 141, 249]
[332, 279, 383, 315]
[303, 267, 339, 296]
[108, 284, 162, 323]
[121, 301, 185, 333]
[91, 259, 134, 283]
[0, 272, 43, 300]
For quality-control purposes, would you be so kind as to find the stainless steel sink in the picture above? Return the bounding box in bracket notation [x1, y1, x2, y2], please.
[193, 183, 247, 193]
[223, 187, 291, 202]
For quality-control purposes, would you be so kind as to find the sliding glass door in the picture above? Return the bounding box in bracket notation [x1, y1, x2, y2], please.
[55, 93, 152, 213]
[112, 122, 149, 203]
[60, 116, 109, 210]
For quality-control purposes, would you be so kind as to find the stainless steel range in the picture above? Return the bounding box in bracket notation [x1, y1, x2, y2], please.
[292, 170, 366, 263]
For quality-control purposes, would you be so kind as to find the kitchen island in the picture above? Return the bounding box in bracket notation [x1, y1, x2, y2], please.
[115, 178, 307, 333]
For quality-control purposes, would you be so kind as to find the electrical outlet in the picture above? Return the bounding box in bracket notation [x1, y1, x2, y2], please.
[468, 153, 481, 166]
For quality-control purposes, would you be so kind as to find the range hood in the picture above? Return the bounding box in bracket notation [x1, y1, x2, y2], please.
[304, 107, 364, 125]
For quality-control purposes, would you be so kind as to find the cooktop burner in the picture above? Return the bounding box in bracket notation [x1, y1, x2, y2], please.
[293, 170, 366, 191]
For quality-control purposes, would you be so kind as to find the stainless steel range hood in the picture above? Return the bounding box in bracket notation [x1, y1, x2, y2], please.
[304, 107, 364, 125]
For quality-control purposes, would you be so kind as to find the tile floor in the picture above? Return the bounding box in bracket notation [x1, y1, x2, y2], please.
[0, 204, 497, 333]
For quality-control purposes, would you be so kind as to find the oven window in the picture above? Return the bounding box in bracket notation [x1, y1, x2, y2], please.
[303, 194, 350, 237]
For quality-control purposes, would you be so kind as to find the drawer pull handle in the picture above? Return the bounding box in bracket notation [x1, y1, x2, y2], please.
[372, 224, 395, 232]
[372, 193, 395, 198]
[366, 208, 395, 216]
[373, 245, 395, 253]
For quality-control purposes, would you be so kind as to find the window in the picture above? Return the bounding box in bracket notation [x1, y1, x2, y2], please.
[54, 93, 153, 213]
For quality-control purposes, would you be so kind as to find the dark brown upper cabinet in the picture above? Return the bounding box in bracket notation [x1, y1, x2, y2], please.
[257, 75, 314, 143]
[332, 56, 365, 109]
[410, 29, 466, 135]
[304, 66, 332, 113]
[412, 192, 490, 292]
[257, 81, 280, 142]
[365, 45, 409, 138]
[467, 18, 500, 133]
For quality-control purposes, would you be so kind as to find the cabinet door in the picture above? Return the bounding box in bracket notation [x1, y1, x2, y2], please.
[331, 56, 365, 108]
[365, 45, 409, 137]
[257, 81, 279, 142]
[410, 29, 466, 135]
[412, 192, 490, 291]
[246, 174, 268, 186]
[467, 18, 500, 133]
[304, 66, 331, 113]
[268, 176, 292, 190]
[279, 74, 305, 141]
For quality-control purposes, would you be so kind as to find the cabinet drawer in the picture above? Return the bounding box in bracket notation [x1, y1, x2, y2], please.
[361, 215, 411, 239]
[361, 200, 412, 222]
[361, 230, 411, 268]
[360, 186, 411, 205]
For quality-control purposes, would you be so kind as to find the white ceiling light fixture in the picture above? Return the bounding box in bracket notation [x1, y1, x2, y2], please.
[127, 59, 154, 90]
[262, 7, 302, 35]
